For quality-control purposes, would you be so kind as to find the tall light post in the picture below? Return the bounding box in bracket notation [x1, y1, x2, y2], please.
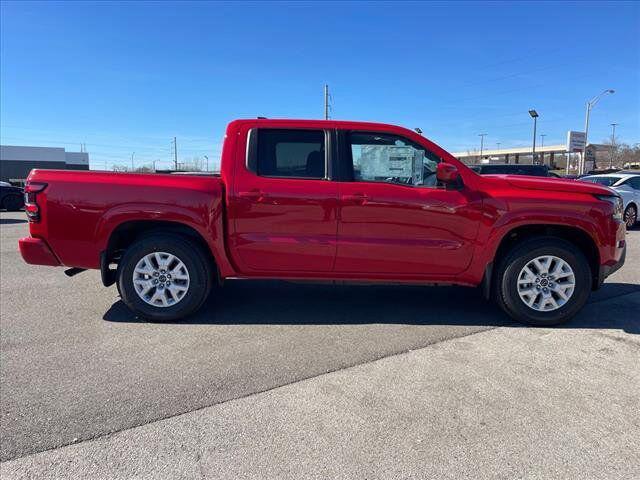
[609, 123, 618, 169]
[540, 134, 546, 148]
[582, 89, 615, 173]
[528, 110, 538, 164]
[204, 155, 209, 172]
[478, 133, 487, 163]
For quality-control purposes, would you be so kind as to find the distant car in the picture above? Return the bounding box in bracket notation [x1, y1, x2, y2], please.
[0, 181, 24, 211]
[469, 164, 562, 178]
[580, 173, 640, 229]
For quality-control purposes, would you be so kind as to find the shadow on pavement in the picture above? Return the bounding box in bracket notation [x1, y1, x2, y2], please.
[103, 280, 640, 334]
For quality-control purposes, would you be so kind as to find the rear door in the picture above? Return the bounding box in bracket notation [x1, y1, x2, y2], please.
[230, 127, 338, 273]
[335, 130, 481, 276]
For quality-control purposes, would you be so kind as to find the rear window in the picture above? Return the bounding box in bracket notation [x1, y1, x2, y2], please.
[255, 129, 326, 179]
[582, 176, 622, 187]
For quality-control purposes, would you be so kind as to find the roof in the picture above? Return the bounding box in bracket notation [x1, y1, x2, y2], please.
[583, 172, 639, 179]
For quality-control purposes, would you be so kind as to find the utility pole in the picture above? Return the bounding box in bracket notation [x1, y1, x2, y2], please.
[204, 155, 209, 172]
[131, 152, 135, 171]
[540, 134, 546, 148]
[324, 84, 330, 120]
[609, 123, 618, 169]
[478, 133, 487, 163]
[173, 137, 178, 171]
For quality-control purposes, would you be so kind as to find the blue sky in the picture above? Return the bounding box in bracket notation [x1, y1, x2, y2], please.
[1, 1, 639, 170]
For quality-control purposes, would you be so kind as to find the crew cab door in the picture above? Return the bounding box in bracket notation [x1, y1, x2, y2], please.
[229, 127, 338, 273]
[335, 131, 481, 276]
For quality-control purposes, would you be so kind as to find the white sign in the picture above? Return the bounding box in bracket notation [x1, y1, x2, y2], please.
[359, 145, 423, 184]
[566, 131, 586, 152]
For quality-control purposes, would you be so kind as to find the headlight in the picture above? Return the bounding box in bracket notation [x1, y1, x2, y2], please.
[596, 194, 623, 221]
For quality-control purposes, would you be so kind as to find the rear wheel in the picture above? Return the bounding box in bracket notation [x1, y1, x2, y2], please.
[117, 233, 212, 321]
[624, 204, 637, 229]
[495, 237, 591, 326]
[2, 194, 23, 211]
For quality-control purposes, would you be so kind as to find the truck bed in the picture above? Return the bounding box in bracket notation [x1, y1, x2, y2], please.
[24, 169, 225, 269]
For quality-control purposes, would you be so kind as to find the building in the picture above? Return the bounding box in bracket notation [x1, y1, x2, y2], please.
[451, 143, 613, 172]
[0, 145, 89, 184]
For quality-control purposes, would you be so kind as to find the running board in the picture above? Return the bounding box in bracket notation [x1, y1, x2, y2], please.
[64, 267, 87, 277]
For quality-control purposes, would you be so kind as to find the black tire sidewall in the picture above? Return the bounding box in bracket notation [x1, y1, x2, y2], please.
[498, 239, 591, 326]
[118, 234, 211, 322]
[625, 204, 637, 229]
[3, 195, 23, 211]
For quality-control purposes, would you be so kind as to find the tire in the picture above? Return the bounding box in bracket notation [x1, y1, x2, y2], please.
[2, 194, 24, 211]
[494, 237, 592, 326]
[624, 204, 637, 230]
[117, 233, 213, 321]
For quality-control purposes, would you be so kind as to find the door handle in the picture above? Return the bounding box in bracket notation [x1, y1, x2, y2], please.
[238, 190, 268, 202]
[341, 193, 369, 205]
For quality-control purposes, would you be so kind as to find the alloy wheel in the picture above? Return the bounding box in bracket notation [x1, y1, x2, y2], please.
[517, 255, 575, 312]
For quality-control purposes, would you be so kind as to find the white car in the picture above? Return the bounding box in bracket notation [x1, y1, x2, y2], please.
[581, 173, 640, 229]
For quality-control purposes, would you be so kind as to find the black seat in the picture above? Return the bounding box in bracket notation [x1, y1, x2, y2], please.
[306, 151, 324, 178]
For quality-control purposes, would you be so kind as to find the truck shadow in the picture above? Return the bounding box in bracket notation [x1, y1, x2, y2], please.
[103, 281, 640, 334]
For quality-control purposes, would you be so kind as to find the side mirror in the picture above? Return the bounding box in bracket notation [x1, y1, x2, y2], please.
[436, 162, 460, 184]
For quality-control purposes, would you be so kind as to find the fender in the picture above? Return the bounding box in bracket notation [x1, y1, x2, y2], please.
[459, 208, 603, 286]
[95, 201, 237, 278]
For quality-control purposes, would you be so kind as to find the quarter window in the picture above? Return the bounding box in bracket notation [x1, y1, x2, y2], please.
[255, 129, 326, 179]
[349, 132, 440, 187]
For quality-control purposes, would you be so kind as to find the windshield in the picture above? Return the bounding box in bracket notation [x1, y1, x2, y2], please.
[582, 176, 622, 187]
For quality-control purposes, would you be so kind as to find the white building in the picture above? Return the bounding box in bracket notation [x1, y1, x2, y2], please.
[0, 145, 89, 184]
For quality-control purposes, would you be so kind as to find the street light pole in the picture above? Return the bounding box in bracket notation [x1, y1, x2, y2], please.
[528, 110, 539, 164]
[582, 89, 615, 173]
[478, 133, 487, 163]
[609, 123, 618, 169]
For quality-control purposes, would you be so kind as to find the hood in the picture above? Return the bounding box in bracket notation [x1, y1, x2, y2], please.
[499, 175, 616, 196]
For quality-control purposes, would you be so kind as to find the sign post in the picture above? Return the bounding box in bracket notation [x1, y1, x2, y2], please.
[566, 131, 586, 174]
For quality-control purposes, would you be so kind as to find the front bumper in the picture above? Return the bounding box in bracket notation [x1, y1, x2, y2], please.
[597, 242, 626, 287]
[18, 237, 61, 266]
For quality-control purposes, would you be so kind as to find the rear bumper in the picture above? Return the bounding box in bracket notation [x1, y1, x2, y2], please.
[19, 237, 61, 266]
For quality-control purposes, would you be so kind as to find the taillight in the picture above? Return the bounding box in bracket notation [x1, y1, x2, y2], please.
[24, 182, 47, 222]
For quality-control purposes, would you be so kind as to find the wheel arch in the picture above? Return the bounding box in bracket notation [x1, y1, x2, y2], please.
[101, 219, 217, 286]
[482, 224, 600, 299]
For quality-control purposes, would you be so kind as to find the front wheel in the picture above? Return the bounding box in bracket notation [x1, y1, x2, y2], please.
[495, 237, 592, 326]
[624, 204, 637, 230]
[117, 234, 213, 321]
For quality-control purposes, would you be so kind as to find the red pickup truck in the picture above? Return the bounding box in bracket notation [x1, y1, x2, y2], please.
[19, 119, 626, 326]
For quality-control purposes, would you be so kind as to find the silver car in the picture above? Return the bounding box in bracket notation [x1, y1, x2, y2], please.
[581, 173, 640, 229]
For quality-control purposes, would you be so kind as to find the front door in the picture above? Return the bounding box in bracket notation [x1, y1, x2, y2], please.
[335, 131, 481, 277]
[231, 128, 338, 273]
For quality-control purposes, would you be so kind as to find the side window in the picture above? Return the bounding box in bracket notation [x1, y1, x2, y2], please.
[254, 129, 325, 179]
[349, 132, 440, 187]
[628, 177, 640, 190]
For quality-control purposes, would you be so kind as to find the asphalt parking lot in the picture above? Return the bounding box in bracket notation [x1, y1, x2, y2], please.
[1, 210, 639, 479]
